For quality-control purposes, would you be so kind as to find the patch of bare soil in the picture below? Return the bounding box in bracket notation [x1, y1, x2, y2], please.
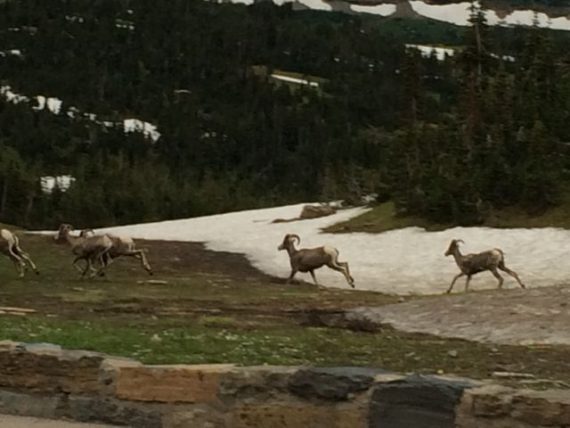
[350, 285, 570, 346]
[0, 238, 395, 323]
[140, 240, 276, 281]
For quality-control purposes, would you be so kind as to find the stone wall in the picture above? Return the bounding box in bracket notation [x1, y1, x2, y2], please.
[0, 341, 568, 427]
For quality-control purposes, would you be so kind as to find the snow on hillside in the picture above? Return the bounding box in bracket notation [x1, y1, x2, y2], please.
[409, 1, 570, 31]
[0, 86, 161, 142]
[98, 203, 570, 295]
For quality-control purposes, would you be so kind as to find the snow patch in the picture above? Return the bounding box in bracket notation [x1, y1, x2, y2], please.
[271, 73, 319, 87]
[406, 44, 455, 61]
[33, 95, 63, 114]
[349, 4, 396, 17]
[123, 119, 161, 142]
[409, 1, 570, 31]
[40, 175, 76, 194]
[0, 85, 161, 142]
[83, 203, 570, 296]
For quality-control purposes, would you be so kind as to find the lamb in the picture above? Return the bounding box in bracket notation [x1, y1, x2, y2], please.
[79, 228, 153, 275]
[278, 233, 354, 288]
[0, 228, 39, 277]
[444, 239, 526, 293]
[55, 224, 112, 278]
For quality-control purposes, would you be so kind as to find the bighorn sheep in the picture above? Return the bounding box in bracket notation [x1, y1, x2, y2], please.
[278, 233, 354, 288]
[445, 239, 526, 293]
[79, 228, 153, 275]
[0, 229, 39, 277]
[55, 224, 112, 278]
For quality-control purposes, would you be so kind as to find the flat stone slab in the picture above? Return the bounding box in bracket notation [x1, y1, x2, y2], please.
[350, 285, 570, 346]
[0, 414, 120, 427]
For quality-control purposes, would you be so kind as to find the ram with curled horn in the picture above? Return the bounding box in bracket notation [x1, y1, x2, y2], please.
[278, 233, 354, 288]
[444, 238, 525, 293]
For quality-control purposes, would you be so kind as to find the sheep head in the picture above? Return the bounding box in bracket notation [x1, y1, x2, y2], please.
[54, 223, 74, 242]
[278, 234, 300, 251]
[445, 239, 464, 256]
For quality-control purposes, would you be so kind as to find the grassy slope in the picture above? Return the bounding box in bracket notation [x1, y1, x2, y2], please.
[0, 232, 568, 387]
[325, 199, 570, 234]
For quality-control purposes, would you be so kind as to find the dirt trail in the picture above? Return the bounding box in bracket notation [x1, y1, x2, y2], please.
[351, 285, 570, 346]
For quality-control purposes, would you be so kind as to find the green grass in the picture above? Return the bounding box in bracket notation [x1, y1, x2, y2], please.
[2, 315, 570, 387]
[324, 202, 449, 234]
[326, 198, 570, 234]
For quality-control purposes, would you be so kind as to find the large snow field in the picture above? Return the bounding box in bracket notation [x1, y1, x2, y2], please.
[97, 203, 570, 295]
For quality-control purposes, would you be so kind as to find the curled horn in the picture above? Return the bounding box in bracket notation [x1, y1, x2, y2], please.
[456, 239, 465, 245]
[290, 234, 301, 245]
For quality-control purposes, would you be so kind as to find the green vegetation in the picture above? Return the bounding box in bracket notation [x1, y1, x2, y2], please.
[0, 1, 568, 229]
[0, 233, 568, 387]
[327, 195, 570, 233]
[325, 201, 449, 233]
[5, 315, 570, 385]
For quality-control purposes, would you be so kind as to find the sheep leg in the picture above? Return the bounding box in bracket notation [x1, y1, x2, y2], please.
[14, 247, 39, 275]
[286, 269, 298, 284]
[464, 275, 472, 292]
[73, 256, 97, 276]
[328, 251, 355, 288]
[79, 258, 93, 278]
[12, 259, 24, 277]
[91, 248, 112, 278]
[8, 247, 25, 278]
[490, 268, 504, 289]
[79, 252, 106, 278]
[126, 250, 153, 275]
[446, 273, 464, 294]
[96, 253, 113, 277]
[339, 262, 355, 288]
[326, 264, 352, 287]
[309, 270, 319, 286]
[72, 256, 88, 273]
[498, 264, 526, 289]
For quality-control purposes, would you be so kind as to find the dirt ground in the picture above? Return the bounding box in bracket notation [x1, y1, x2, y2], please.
[0, 236, 397, 321]
[351, 285, 570, 346]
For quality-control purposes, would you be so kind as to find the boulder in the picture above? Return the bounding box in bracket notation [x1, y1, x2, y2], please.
[370, 374, 474, 428]
[288, 367, 385, 401]
[299, 205, 336, 220]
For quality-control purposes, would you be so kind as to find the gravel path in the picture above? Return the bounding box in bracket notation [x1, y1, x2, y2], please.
[351, 285, 570, 345]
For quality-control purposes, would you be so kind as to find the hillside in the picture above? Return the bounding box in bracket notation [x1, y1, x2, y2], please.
[0, 0, 569, 230]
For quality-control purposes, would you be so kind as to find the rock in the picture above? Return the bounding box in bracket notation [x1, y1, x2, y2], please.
[0, 390, 65, 419]
[230, 401, 367, 428]
[447, 350, 458, 358]
[67, 396, 163, 428]
[0, 345, 105, 394]
[288, 367, 385, 401]
[164, 407, 226, 428]
[113, 364, 235, 403]
[220, 366, 296, 401]
[370, 374, 474, 428]
[301, 310, 381, 333]
[299, 205, 336, 220]
[511, 389, 570, 426]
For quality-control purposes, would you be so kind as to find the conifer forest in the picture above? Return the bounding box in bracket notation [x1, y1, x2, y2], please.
[0, 0, 569, 228]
